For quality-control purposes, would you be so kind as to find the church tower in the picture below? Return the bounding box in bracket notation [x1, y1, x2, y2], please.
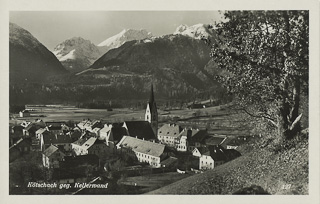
[145, 84, 158, 137]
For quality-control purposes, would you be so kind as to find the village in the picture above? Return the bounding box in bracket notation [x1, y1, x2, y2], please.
[9, 86, 244, 194]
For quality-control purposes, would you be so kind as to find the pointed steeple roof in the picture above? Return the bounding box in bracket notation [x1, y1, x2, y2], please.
[149, 84, 155, 104]
[148, 84, 157, 113]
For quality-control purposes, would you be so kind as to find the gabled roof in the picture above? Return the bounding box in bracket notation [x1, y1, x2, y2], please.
[193, 146, 210, 155]
[69, 130, 82, 142]
[24, 124, 36, 131]
[158, 123, 183, 138]
[179, 128, 208, 143]
[160, 156, 178, 167]
[43, 145, 63, 157]
[203, 145, 228, 161]
[36, 128, 48, 135]
[118, 136, 165, 157]
[43, 133, 72, 145]
[100, 124, 112, 133]
[190, 130, 208, 143]
[73, 137, 97, 150]
[110, 126, 128, 143]
[47, 125, 62, 131]
[123, 121, 156, 140]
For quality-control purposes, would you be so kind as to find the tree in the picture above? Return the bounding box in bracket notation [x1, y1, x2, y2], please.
[210, 11, 308, 140]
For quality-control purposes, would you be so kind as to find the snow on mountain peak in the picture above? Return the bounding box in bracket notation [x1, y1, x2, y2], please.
[97, 29, 153, 48]
[174, 24, 213, 40]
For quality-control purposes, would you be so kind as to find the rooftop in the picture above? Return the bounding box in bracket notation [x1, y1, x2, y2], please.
[158, 123, 183, 138]
[118, 136, 165, 157]
[124, 121, 156, 140]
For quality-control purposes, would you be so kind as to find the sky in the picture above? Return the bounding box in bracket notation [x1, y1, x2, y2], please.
[9, 11, 224, 50]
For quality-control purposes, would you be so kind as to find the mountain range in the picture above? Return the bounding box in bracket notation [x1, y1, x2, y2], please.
[53, 29, 153, 72]
[9, 23, 67, 83]
[9, 23, 228, 104]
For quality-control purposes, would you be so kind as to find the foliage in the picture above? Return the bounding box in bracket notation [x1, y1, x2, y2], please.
[210, 11, 309, 140]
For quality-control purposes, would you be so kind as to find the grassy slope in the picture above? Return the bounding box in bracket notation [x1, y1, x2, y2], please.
[147, 138, 308, 195]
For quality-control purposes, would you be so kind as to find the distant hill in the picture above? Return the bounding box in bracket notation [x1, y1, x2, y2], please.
[9, 23, 67, 83]
[74, 34, 223, 99]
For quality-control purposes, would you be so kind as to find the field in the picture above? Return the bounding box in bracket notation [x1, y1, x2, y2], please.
[10, 103, 250, 137]
[10, 105, 146, 124]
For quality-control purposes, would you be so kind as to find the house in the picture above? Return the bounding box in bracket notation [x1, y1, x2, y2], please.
[71, 137, 107, 158]
[160, 156, 178, 168]
[77, 119, 91, 130]
[71, 137, 96, 156]
[47, 125, 64, 135]
[21, 121, 31, 128]
[199, 145, 227, 170]
[198, 145, 241, 170]
[33, 119, 46, 129]
[192, 146, 210, 157]
[22, 124, 37, 137]
[42, 145, 66, 168]
[35, 127, 49, 140]
[175, 128, 208, 152]
[157, 123, 183, 147]
[176, 133, 188, 152]
[186, 129, 209, 151]
[66, 128, 82, 143]
[116, 136, 166, 168]
[92, 127, 101, 137]
[19, 110, 30, 117]
[88, 138, 108, 158]
[40, 133, 73, 152]
[77, 119, 102, 133]
[122, 121, 157, 141]
[99, 124, 113, 140]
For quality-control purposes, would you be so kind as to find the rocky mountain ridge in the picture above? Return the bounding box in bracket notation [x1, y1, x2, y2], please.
[9, 22, 67, 83]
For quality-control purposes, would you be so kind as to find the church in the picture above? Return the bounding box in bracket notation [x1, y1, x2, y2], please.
[145, 84, 158, 138]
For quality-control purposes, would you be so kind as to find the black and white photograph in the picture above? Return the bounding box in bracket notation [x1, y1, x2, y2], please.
[1, 0, 319, 203]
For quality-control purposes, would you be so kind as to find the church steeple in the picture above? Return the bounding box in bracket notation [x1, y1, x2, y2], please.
[145, 84, 158, 137]
[148, 84, 157, 112]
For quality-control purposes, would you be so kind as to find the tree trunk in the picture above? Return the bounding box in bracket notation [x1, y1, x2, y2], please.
[280, 77, 302, 140]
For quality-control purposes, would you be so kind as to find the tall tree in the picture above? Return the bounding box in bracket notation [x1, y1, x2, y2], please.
[210, 11, 308, 140]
